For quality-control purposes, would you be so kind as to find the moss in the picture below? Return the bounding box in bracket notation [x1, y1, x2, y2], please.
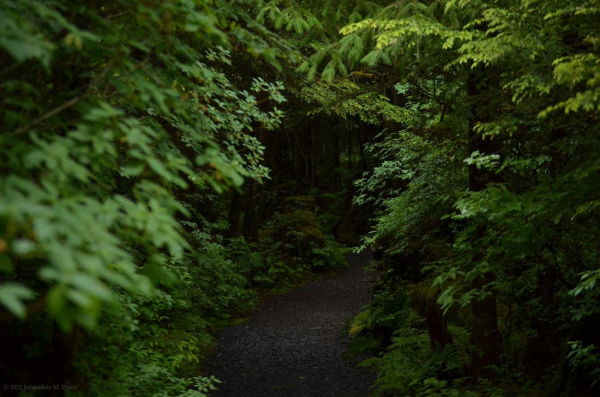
[282, 196, 316, 212]
[348, 310, 371, 337]
[299, 226, 325, 243]
[407, 280, 438, 318]
[291, 209, 319, 227]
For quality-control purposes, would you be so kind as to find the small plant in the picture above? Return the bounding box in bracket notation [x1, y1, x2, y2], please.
[311, 237, 348, 270]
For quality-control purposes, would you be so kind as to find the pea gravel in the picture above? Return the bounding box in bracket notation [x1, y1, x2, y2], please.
[202, 250, 376, 397]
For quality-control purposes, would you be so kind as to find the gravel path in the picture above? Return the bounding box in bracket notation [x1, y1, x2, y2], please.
[202, 250, 376, 397]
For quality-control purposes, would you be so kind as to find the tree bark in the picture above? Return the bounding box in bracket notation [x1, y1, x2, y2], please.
[293, 130, 304, 194]
[426, 291, 453, 350]
[357, 129, 367, 174]
[227, 192, 242, 237]
[333, 125, 341, 191]
[241, 180, 256, 241]
[347, 127, 353, 177]
[467, 68, 501, 378]
[310, 122, 318, 188]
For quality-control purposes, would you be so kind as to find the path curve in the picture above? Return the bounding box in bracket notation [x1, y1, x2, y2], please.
[202, 250, 376, 397]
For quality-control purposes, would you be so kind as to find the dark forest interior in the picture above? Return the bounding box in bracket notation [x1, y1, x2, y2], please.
[1, 1, 600, 396]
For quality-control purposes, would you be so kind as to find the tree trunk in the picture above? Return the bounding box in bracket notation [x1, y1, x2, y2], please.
[333, 125, 341, 191]
[293, 130, 304, 194]
[227, 192, 242, 237]
[427, 289, 453, 350]
[241, 180, 255, 241]
[310, 122, 318, 188]
[347, 127, 353, 179]
[357, 129, 367, 174]
[467, 68, 501, 378]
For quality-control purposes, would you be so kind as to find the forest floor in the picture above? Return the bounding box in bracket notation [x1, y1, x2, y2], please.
[202, 250, 377, 397]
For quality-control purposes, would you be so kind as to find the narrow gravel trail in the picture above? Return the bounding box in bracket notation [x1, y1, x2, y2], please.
[202, 250, 376, 397]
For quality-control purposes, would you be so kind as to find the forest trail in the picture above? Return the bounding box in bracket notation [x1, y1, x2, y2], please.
[202, 250, 376, 397]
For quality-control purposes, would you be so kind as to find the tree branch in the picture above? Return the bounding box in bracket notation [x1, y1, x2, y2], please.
[6, 60, 116, 137]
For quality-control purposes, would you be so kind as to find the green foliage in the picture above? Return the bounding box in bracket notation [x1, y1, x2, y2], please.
[0, 0, 286, 331]
[261, 198, 348, 274]
[292, 0, 600, 394]
[76, 291, 221, 396]
[568, 341, 600, 385]
[361, 328, 466, 397]
[311, 237, 348, 269]
[4, 0, 600, 395]
[349, 297, 476, 397]
[301, 79, 412, 125]
[0, 0, 297, 394]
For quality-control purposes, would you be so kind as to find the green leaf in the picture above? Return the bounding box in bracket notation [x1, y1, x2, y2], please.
[0, 283, 34, 319]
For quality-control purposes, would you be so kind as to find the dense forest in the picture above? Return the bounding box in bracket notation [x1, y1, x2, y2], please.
[1, 0, 600, 396]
